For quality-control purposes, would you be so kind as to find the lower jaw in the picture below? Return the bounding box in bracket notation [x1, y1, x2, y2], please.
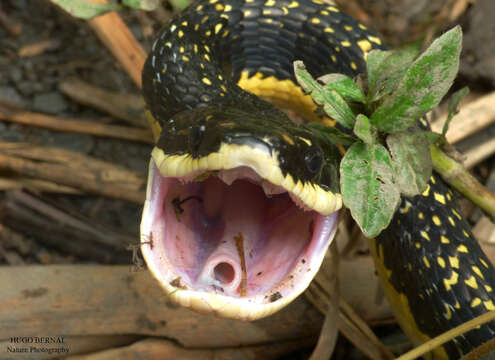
[140, 160, 339, 320]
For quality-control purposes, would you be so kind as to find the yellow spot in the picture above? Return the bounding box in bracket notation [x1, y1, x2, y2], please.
[215, 23, 223, 34]
[481, 258, 490, 268]
[222, 29, 230, 38]
[165, 42, 172, 48]
[205, 30, 211, 37]
[178, 30, 184, 38]
[472, 266, 484, 279]
[282, 134, 294, 145]
[161, 67, 166, 73]
[298, 137, 312, 146]
[434, 192, 446, 204]
[320, 10, 329, 15]
[452, 209, 462, 220]
[209, 0, 218, 3]
[219, 93, 225, 97]
[399, 202, 410, 214]
[193, 44, 198, 53]
[423, 256, 430, 268]
[263, 9, 272, 15]
[327, 6, 339, 12]
[218, 74, 223, 80]
[288, 1, 299, 8]
[358, 24, 367, 30]
[432, 215, 441, 226]
[458, 245, 468, 253]
[202, 77, 212, 85]
[449, 256, 459, 269]
[344, 25, 353, 31]
[312, 0, 324, 4]
[420, 231, 430, 241]
[282, 7, 289, 15]
[368, 35, 382, 45]
[463, 230, 470, 238]
[455, 301, 460, 309]
[341, 40, 351, 47]
[486, 285, 493, 292]
[422, 184, 430, 196]
[441, 235, 449, 244]
[437, 257, 446, 268]
[196, 4, 203, 11]
[331, 55, 336, 62]
[448, 217, 455, 226]
[415, 242, 421, 249]
[265, 0, 276, 5]
[418, 212, 424, 220]
[181, 21, 188, 26]
[204, 54, 211, 61]
[215, 3, 224, 11]
[443, 271, 459, 291]
[430, 175, 436, 184]
[311, 18, 320, 24]
[465, 275, 478, 289]
[179, 46, 184, 53]
[350, 62, 357, 70]
[204, 45, 210, 52]
[408, 263, 412, 271]
[471, 297, 481, 307]
[244, 10, 252, 17]
[485, 301, 495, 310]
[446, 192, 452, 201]
[182, 55, 189, 62]
[265, 18, 273, 24]
[225, 4, 232, 11]
[200, 63, 205, 69]
[357, 39, 372, 53]
[324, 27, 335, 33]
[220, 85, 227, 92]
[335, 46, 340, 52]
[443, 304, 452, 320]
[194, 24, 200, 31]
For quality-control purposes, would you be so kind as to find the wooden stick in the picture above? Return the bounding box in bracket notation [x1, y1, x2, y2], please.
[0, 265, 323, 345]
[59, 77, 147, 128]
[87, 1, 147, 88]
[0, 105, 152, 144]
[0, 141, 145, 204]
[65, 337, 313, 360]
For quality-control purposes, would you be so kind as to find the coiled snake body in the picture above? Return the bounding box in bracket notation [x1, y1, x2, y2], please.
[140, 0, 495, 357]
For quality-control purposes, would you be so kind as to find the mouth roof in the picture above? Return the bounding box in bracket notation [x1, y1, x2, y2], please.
[140, 146, 341, 320]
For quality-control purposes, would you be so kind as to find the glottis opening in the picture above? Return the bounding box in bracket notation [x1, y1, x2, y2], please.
[141, 161, 339, 319]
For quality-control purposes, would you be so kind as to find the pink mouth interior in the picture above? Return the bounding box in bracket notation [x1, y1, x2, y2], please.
[145, 164, 337, 300]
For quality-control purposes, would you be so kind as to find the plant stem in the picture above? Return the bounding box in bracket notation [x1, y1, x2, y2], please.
[430, 144, 495, 220]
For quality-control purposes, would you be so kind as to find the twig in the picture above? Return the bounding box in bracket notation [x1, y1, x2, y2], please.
[0, 104, 152, 143]
[431, 144, 495, 220]
[0, 141, 146, 204]
[59, 77, 147, 128]
[87, 0, 147, 88]
[18, 39, 61, 57]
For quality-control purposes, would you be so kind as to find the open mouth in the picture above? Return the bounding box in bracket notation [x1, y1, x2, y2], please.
[141, 146, 341, 320]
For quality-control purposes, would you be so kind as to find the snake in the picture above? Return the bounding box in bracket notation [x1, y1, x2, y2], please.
[139, 0, 495, 358]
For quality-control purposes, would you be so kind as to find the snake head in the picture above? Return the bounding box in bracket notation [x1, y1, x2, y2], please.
[140, 105, 342, 320]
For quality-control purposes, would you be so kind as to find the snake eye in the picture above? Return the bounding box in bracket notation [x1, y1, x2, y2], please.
[305, 148, 322, 174]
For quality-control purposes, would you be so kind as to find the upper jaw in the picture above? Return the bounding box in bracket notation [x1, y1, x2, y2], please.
[140, 146, 341, 320]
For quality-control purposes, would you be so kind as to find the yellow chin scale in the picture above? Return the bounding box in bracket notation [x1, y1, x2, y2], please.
[152, 143, 342, 215]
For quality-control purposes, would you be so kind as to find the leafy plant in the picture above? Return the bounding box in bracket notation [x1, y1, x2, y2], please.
[294, 26, 465, 238]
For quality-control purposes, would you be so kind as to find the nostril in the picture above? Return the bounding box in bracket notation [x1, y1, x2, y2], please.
[214, 262, 235, 284]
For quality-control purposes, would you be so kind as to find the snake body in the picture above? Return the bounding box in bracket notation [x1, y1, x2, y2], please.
[141, 0, 495, 357]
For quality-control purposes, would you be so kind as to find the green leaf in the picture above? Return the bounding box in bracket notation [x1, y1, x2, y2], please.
[122, 0, 159, 10]
[318, 73, 366, 103]
[367, 47, 418, 103]
[169, 0, 192, 10]
[370, 26, 463, 133]
[340, 142, 400, 238]
[387, 130, 432, 197]
[442, 86, 469, 137]
[50, 0, 120, 19]
[308, 122, 356, 147]
[353, 114, 376, 144]
[294, 61, 356, 129]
